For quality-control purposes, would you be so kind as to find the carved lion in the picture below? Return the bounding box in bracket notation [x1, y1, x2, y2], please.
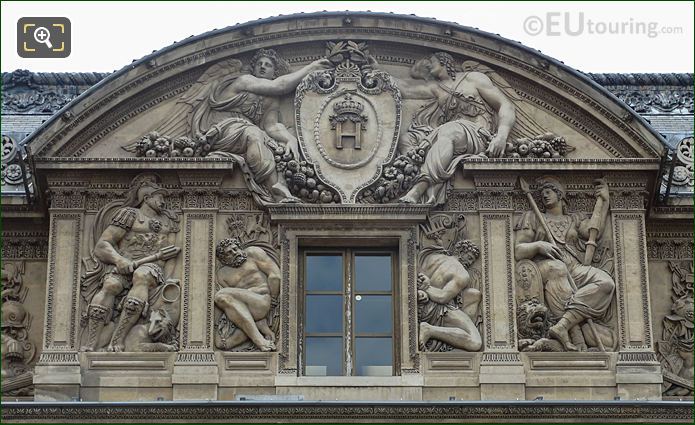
[516, 298, 563, 352]
[124, 309, 178, 352]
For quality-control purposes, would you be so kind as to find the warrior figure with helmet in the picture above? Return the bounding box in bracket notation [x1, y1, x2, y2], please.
[81, 174, 180, 352]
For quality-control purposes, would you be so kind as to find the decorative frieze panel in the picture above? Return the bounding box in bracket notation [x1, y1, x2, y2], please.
[610, 190, 649, 211]
[479, 191, 512, 211]
[84, 190, 126, 211]
[2, 400, 692, 422]
[1, 232, 48, 259]
[647, 239, 694, 260]
[182, 189, 218, 210]
[442, 191, 478, 212]
[218, 191, 256, 211]
[48, 189, 86, 209]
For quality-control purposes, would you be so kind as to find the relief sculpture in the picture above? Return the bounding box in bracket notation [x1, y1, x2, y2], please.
[1, 261, 35, 396]
[80, 173, 181, 352]
[125, 49, 333, 205]
[389, 52, 516, 205]
[361, 53, 575, 205]
[122, 46, 580, 208]
[657, 261, 693, 396]
[214, 214, 280, 352]
[417, 214, 482, 352]
[514, 176, 617, 352]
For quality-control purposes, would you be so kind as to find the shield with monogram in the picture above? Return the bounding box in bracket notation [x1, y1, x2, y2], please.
[295, 41, 401, 203]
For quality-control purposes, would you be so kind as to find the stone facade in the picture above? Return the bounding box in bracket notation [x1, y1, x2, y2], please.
[1, 11, 692, 422]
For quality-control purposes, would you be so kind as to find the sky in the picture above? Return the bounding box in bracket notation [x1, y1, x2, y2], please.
[1, 1, 693, 74]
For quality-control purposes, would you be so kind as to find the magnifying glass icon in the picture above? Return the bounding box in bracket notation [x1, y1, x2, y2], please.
[33, 26, 53, 49]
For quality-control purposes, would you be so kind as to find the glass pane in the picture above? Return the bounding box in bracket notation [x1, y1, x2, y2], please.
[355, 255, 392, 292]
[305, 295, 343, 334]
[355, 295, 392, 334]
[355, 337, 392, 376]
[306, 255, 343, 291]
[305, 337, 343, 376]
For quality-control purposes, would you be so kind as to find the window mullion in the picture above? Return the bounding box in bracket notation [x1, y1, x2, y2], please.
[345, 249, 353, 376]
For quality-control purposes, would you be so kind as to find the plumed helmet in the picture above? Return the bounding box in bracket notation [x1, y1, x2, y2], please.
[122, 173, 168, 207]
[136, 181, 169, 205]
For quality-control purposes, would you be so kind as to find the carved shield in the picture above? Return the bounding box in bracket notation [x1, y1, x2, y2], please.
[516, 259, 544, 304]
[295, 62, 401, 203]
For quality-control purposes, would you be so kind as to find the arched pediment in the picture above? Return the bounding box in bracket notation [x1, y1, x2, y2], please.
[25, 12, 665, 162]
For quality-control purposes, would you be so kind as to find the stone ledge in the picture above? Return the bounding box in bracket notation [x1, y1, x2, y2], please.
[460, 158, 662, 170]
[84, 352, 174, 371]
[34, 157, 237, 169]
[423, 352, 479, 373]
[268, 204, 430, 223]
[523, 352, 614, 371]
[1, 400, 691, 423]
[274, 376, 419, 387]
[220, 352, 275, 374]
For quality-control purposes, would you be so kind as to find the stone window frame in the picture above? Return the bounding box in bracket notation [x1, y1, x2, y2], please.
[279, 225, 419, 379]
[299, 247, 400, 377]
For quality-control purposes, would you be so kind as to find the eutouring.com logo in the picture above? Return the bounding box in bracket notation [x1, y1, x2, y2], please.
[523, 12, 683, 38]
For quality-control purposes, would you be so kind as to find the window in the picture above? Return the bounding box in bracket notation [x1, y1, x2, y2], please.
[301, 249, 397, 376]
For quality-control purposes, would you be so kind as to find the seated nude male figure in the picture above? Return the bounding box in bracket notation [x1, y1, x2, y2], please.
[214, 238, 280, 351]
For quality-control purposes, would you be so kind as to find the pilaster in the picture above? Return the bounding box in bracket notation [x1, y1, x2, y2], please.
[610, 184, 662, 400]
[34, 178, 87, 400]
[171, 174, 220, 400]
[475, 174, 525, 400]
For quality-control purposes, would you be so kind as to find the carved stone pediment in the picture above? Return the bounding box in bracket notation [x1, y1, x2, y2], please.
[21, 13, 665, 168]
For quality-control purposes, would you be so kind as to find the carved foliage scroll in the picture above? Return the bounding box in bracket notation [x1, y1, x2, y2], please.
[1, 261, 36, 396]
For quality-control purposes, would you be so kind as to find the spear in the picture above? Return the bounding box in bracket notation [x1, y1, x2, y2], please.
[518, 177, 605, 352]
